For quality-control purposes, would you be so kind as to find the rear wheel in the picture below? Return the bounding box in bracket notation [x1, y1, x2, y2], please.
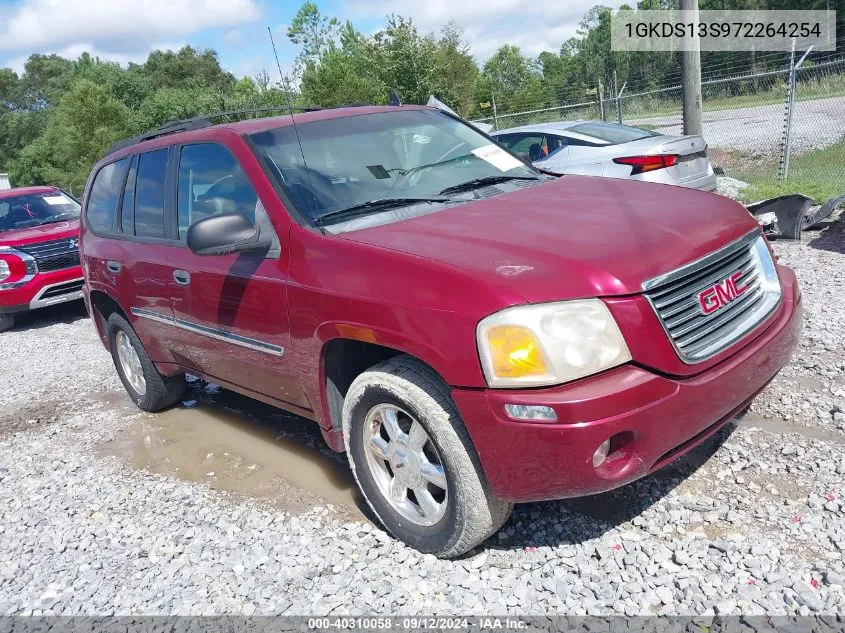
[0, 314, 13, 333]
[107, 313, 186, 412]
[342, 355, 513, 558]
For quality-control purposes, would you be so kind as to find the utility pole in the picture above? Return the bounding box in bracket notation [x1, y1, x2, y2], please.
[680, 0, 703, 136]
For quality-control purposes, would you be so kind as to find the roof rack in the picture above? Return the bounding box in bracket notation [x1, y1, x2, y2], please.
[103, 105, 326, 157]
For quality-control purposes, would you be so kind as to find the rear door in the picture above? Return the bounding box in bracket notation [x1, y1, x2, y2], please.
[495, 133, 549, 162]
[165, 142, 303, 407]
[118, 147, 188, 364]
[83, 148, 187, 365]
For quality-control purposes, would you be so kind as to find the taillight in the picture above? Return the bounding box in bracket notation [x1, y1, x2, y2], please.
[0, 250, 37, 289]
[613, 154, 679, 175]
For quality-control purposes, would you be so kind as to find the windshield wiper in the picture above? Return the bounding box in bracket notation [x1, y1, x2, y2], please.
[37, 213, 78, 226]
[314, 197, 452, 226]
[438, 175, 540, 196]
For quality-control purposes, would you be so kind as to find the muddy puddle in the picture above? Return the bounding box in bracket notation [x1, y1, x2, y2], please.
[736, 413, 845, 444]
[95, 382, 368, 520]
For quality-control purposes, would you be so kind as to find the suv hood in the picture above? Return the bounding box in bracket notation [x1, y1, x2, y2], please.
[0, 218, 80, 246]
[340, 176, 759, 303]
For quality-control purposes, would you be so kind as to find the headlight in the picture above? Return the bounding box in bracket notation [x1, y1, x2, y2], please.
[476, 299, 632, 388]
[0, 249, 37, 290]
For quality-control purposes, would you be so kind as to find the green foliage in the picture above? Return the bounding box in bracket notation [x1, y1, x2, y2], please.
[132, 87, 224, 133]
[9, 80, 131, 192]
[142, 46, 235, 92]
[300, 50, 387, 107]
[739, 142, 845, 204]
[288, 1, 340, 67]
[0, 45, 257, 190]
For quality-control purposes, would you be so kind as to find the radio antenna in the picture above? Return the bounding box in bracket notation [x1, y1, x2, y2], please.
[266, 26, 319, 228]
[268, 27, 287, 92]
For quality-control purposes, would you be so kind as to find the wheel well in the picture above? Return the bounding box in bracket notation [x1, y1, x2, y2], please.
[323, 339, 443, 433]
[89, 290, 128, 347]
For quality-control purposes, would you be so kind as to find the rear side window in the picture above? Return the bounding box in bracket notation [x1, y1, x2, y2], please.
[87, 159, 129, 234]
[120, 156, 138, 235]
[496, 134, 548, 161]
[134, 149, 169, 238]
[177, 143, 258, 240]
[567, 122, 656, 145]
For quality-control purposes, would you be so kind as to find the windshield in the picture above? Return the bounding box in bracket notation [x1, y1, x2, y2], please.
[567, 122, 657, 145]
[249, 109, 537, 228]
[0, 190, 81, 233]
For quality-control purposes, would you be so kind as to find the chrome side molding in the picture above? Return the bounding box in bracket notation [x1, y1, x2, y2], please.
[130, 307, 284, 357]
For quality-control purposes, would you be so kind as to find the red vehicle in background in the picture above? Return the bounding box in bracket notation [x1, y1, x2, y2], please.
[0, 186, 84, 332]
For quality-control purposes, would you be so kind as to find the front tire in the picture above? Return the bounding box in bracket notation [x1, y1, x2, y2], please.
[106, 313, 186, 412]
[342, 355, 513, 558]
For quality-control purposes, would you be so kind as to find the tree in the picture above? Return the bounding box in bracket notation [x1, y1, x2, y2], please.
[132, 87, 224, 133]
[10, 80, 131, 191]
[287, 2, 340, 68]
[0, 69, 19, 110]
[371, 15, 439, 105]
[15, 54, 74, 107]
[481, 45, 542, 112]
[142, 46, 235, 92]
[430, 22, 479, 115]
[300, 49, 387, 107]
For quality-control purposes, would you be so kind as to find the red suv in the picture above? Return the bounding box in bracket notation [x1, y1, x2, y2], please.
[0, 186, 84, 332]
[80, 106, 801, 557]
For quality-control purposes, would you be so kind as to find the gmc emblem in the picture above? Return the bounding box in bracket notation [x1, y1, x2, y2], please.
[698, 271, 749, 315]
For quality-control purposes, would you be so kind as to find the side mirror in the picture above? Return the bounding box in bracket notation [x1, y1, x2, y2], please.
[186, 213, 271, 256]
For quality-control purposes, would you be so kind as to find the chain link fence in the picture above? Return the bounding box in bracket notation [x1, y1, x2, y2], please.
[473, 57, 845, 203]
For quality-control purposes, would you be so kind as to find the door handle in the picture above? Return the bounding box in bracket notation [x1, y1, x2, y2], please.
[106, 261, 122, 274]
[173, 270, 191, 286]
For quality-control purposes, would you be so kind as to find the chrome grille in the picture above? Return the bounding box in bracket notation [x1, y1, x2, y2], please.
[643, 230, 781, 363]
[17, 237, 79, 272]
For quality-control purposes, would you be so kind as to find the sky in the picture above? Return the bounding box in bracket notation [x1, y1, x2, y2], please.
[0, 0, 629, 79]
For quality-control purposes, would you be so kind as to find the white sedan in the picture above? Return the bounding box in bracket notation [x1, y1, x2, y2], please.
[492, 121, 717, 192]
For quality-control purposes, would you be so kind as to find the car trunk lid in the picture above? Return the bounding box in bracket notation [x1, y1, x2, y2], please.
[625, 134, 710, 183]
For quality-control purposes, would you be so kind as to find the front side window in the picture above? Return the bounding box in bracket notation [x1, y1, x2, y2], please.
[250, 109, 538, 231]
[177, 144, 258, 240]
[134, 149, 169, 239]
[86, 159, 128, 235]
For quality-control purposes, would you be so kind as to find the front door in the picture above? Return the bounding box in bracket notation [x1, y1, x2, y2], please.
[165, 142, 305, 408]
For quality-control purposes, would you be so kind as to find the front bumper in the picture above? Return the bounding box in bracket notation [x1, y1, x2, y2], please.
[452, 266, 802, 502]
[0, 267, 84, 314]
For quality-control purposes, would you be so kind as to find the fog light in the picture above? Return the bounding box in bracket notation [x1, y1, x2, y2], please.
[593, 438, 611, 468]
[504, 404, 557, 422]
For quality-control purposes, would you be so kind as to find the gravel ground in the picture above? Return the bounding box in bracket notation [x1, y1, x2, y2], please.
[628, 95, 845, 156]
[0, 217, 844, 616]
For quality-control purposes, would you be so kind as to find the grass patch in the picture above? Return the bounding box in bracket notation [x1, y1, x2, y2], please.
[735, 141, 845, 203]
[621, 72, 845, 122]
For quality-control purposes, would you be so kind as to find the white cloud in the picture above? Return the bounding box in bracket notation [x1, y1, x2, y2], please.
[0, 0, 262, 53]
[346, 0, 629, 62]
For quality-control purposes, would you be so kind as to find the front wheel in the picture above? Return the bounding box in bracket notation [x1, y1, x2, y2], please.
[342, 356, 513, 558]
